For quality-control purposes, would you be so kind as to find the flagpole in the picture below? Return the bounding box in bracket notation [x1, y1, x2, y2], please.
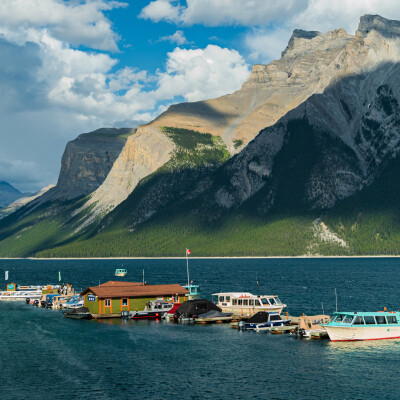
[186, 248, 189, 287]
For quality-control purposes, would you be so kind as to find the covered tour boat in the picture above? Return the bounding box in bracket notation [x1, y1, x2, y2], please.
[322, 311, 400, 341]
[115, 268, 127, 277]
[174, 299, 221, 322]
[213, 292, 286, 316]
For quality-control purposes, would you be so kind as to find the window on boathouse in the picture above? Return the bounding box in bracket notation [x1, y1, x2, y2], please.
[105, 299, 111, 307]
[122, 298, 128, 306]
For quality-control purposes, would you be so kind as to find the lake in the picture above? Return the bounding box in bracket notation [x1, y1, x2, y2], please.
[0, 258, 399, 399]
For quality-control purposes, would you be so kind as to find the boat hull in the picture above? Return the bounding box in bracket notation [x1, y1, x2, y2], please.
[220, 305, 285, 316]
[243, 320, 290, 331]
[324, 325, 400, 341]
[131, 311, 164, 320]
[0, 293, 42, 301]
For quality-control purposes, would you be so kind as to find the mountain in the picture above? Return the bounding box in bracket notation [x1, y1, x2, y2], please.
[1, 15, 400, 257]
[37, 128, 133, 203]
[0, 182, 31, 209]
[0, 184, 55, 217]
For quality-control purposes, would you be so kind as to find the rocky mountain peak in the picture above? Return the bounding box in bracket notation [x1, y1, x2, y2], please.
[281, 29, 321, 57]
[357, 14, 400, 38]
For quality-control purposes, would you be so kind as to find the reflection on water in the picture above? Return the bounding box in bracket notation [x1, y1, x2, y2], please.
[327, 337, 400, 352]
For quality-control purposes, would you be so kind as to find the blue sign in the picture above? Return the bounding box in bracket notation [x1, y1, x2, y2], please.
[87, 295, 96, 302]
[7, 284, 15, 290]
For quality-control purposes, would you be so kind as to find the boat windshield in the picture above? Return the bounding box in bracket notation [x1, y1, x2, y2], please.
[274, 297, 282, 305]
[270, 315, 281, 321]
[332, 314, 354, 324]
[269, 298, 276, 305]
[342, 314, 355, 324]
[261, 298, 270, 305]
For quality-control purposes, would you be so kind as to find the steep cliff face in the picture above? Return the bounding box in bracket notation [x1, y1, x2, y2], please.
[40, 128, 132, 203]
[80, 126, 173, 221]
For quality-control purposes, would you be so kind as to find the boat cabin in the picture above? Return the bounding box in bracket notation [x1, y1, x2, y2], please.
[327, 311, 400, 326]
[298, 315, 330, 331]
[183, 283, 201, 299]
[212, 292, 286, 316]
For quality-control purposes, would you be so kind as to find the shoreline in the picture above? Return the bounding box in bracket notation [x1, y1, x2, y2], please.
[0, 255, 400, 260]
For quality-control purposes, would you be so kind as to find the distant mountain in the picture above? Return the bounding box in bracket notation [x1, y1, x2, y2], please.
[0, 182, 30, 208]
[1, 184, 55, 217]
[2, 15, 400, 257]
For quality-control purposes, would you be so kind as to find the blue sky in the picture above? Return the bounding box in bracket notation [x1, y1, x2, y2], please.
[0, 0, 399, 191]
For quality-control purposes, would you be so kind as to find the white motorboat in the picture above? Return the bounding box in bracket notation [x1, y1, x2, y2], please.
[322, 311, 400, 341]
[0, 290, 42, 301]
[213, 292, 286, 316]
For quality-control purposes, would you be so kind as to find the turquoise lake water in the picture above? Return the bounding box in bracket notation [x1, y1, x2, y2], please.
[1, 258, 400, 399]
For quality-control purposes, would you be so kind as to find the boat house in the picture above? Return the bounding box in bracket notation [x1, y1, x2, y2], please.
[80, 281, 189, 318]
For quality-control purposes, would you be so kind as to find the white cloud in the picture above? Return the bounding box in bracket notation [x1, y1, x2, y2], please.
[245, 28, 292, 63]
[140, 0, 307, 26]
[0, 1, 252, 190]
[293, 0, 400, 33]
[0, 158, 44, 192]
[158, 30, 189, 45]
[140, 0, 182, 23]
[155, 45, 250, 102]
[141, 0, 400, 32]
[141, 0, 400, 63]
[0, 0, 126, 51]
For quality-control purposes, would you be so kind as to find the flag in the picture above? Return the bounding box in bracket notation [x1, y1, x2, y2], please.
[5, 271, 8, 281]
[58, 271, 61, 282]
[186, 248, 191, 255]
